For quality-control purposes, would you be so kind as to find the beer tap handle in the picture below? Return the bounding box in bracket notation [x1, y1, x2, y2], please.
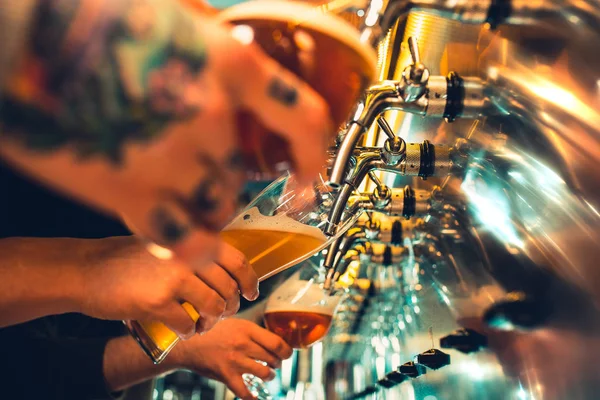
[408, 36, 426, 84]
[400, 37, 429, 102]
[376, 116, 396, 140]
[368, 171, 385, 191]
[407, 37, 427, 83]
[408, 36, 420, 66]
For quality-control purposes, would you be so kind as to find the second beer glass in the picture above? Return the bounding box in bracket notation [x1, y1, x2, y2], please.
[242, 263, 347, 399]
[264, 266, 346, 348]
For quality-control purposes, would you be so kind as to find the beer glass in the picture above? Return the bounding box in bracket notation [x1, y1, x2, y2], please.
[263, 265, 345, 348]
[126, 174, 360, 363]
[242, 262, 346, 398]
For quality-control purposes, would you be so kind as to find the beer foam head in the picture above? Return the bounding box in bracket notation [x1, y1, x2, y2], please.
[218, 0, 377, 81]
[224, 207, 326, 240]
[266, 279, 342, 315]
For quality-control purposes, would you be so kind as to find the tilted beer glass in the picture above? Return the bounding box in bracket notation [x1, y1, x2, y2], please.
[126, 173, 359, 363]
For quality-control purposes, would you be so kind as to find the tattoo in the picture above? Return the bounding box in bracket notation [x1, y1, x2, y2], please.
[267, 77, 298, 107]
[0, 0, 207, 164]
[150, 206, 190, 244]
[184, 149, 242, 230]
[227, 149, 245, 171]
[191, 153, 225, 211]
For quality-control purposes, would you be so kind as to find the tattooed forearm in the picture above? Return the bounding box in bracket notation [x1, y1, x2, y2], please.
[0, 0, 207, 164]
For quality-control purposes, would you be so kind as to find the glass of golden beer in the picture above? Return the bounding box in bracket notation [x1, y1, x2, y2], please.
[241, 263, 346, 398]
[263, 263, 346, 348]
[126, 173, 359, 363]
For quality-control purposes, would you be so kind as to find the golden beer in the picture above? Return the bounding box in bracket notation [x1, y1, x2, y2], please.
[220, 206, 329, 279]
[263, 279, 341, 348]
[127, 208, 330, 362]
[221, 230, 326, 278]
[264, 310, 333, 348]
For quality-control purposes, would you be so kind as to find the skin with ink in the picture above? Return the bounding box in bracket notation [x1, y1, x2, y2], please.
[0, 0, 331, 234]
[267, 77, 298, 107]
[0, 0, 331, 332]
[150, 207, 190, 244]
[1, 0, 207, 164]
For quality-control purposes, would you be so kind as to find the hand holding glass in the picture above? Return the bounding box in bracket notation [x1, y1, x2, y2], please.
[126, 173, 357, 363]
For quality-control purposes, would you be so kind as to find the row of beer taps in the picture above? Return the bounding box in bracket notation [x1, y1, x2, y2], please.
[310, 0, 600, 397]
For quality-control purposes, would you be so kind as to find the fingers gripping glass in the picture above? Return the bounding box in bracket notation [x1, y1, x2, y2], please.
[126, 173, 359, 363]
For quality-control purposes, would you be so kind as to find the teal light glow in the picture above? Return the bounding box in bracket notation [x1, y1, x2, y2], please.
[461, 168, 524, 249]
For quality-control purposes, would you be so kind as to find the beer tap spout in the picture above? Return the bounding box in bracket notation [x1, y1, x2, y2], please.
[327, 140, 453, 235]
[324, 227, 368, 284]
[329, 83, 414, 188]
[328, 74, 484, 188]
[324, 186, 435, 289]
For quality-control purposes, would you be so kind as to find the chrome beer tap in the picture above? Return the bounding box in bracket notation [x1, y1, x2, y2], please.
[323, 176, 440, 273]
[325, 138, 457, 233]
[328, 37, 485, 188]
[323, 132, 462, 289]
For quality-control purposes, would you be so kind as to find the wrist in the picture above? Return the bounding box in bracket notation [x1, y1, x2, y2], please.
[73, 236, 138, 316]
[165, 335, 209, 371]
[164, 338, 191, 370]
[58, 239, 101, 315]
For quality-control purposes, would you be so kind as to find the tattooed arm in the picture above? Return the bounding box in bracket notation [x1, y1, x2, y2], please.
[0, 0, 331, 334]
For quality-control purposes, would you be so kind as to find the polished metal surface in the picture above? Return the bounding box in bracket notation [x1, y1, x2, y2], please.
[305, 1, 600, 399]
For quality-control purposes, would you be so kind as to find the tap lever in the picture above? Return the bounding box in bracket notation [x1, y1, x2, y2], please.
[408, 36, 421, 66]
[407, 37, 426, 83]
[376, 116, 396, 140]
[400, 37, 430, 102]
[367, 171, 385, 192]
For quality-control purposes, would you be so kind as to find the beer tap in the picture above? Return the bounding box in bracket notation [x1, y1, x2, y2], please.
[325, 214, 417, 289]
[323, 142, 479, 291]
[328, 37, 484, 188]
[326, 138, 454, 232]
[352, 0, 600, 49]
